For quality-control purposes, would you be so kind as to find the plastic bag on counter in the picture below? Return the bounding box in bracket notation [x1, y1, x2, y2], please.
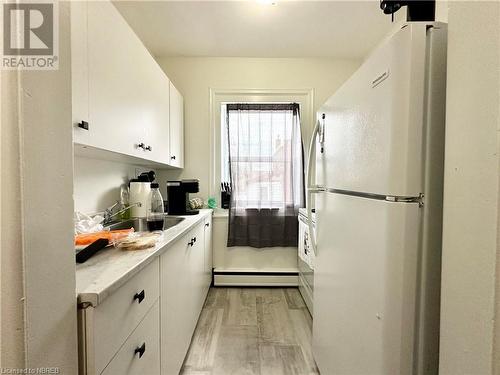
[74, 211, 104, 234]
[112, 231, 163, 251]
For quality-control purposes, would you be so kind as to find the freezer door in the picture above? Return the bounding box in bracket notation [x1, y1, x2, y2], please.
[313, 192, 421, 375]
[316, 24, 429, 197]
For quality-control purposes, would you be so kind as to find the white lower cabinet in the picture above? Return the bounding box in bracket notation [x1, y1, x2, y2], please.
[203, 215, 213, 295]
[160, 222, 207, 375]
[101, 301, 160, 375]
[93, 259, 159, 374]
[78, 215, 213, 375]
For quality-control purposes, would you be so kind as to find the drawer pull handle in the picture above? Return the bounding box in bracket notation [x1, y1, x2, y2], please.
[134, 290, 145, 304]
[188, 240, 193, 247]
[135, 342, 146, 358]
[145, 145, 152, 151]
[137, 142, 146, 150]
[205, 223, 210, 227]
[193, 237, 197, 243]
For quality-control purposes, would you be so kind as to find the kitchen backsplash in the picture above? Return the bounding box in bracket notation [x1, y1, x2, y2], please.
[73, 156, 175, 215]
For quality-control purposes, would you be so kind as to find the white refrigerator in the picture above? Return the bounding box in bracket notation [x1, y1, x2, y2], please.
[306, 22, 447, 375]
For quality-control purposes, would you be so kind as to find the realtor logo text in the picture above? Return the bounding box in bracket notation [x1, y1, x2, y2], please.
[2, 1, 58, 70]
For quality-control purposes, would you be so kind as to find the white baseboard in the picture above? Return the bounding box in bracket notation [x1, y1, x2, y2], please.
[214, 274, 298, 287]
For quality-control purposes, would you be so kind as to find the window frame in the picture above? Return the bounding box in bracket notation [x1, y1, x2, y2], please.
[209, 89, 314, 205]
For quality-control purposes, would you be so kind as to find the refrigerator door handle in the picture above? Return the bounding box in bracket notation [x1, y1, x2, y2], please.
[306, 117, 323, 256]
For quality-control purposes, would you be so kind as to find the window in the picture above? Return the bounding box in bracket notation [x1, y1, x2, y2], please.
[221, 103, 303, 209]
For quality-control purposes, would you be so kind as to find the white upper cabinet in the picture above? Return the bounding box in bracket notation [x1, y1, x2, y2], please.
[169, 82, 184, 168]
[71, 1, 179, 167]
[71, 1, 90, 146]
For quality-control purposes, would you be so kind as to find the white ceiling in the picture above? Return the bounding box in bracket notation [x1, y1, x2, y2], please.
[114, 1, 395, 59]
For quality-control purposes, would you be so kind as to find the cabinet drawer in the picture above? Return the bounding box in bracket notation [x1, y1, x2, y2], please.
[101, 301, 160, 375]
[94, 258, 159, 374]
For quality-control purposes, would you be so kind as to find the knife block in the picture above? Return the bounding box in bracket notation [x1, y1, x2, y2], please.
[221, 191, 231, 209]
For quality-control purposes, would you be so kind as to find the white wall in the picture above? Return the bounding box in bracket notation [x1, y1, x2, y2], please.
[156, 57, 360, 272]
[0, 2, 78, 372]
[157, 57, 360, 199]
[1, 52, 25, 370]
[73, 156, 158, 214]
[439, 2, 500, 374]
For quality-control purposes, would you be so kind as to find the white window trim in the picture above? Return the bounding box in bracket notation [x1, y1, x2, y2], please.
[209, 88, 314, 199]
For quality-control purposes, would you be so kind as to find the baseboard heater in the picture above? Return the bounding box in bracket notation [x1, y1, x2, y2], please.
[213, 269, 299, 287]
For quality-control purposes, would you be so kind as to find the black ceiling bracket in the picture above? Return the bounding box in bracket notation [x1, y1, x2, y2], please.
[380, 0, 435, 22]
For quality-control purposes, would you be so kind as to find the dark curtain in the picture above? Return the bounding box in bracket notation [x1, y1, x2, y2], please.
[226, 103, 304, 248]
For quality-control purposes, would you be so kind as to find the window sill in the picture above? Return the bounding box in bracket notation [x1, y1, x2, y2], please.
[213, 209, 229, 218]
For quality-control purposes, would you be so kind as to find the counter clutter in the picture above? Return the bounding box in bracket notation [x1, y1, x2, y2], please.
[76, 209, 212, 306]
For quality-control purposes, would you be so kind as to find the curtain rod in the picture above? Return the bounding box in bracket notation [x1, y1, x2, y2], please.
[226, 103, 299, 111]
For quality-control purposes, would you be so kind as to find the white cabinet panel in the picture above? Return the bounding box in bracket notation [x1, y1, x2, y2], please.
[204, 215, 213, 292]
[94, 258, 159, 375]
[71, 1, 90, 145]
[169, 82, 184, 168]
[86, 1, 170, 161]
[101, 301, 160, 375]
[71, 1, 174, 166]
[160, 221, 209, 375]
[160, 232, 196, 375]
[147, 78, 170, 164]
[190, 222, 206, 315]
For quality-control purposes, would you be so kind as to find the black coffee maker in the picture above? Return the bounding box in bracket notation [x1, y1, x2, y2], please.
[166, 179, 200, 215]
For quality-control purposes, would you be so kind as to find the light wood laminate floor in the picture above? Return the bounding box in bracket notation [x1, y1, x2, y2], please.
[180, 287, 319, 375]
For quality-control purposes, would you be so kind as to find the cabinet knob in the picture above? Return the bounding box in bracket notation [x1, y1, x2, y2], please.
[135, 343, 146, 358]
[205, 223, 210, 227]
[137, 142, 146, 150]
[188, 240, 193, 247]
[78, 121, 89, 130]
[170, 155, 176, 160]
[145, 145, 152, 151]
[133, 290, 145, 304]
[192, 237, 196, 243]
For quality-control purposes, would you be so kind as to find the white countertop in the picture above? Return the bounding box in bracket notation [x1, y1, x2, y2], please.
[76, 209, 213, 307]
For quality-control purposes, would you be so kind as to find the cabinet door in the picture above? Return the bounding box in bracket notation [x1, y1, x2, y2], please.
[203, 215, 213, 292]
[147, 78, 170, 164]
[86, 1, 170, 161]
[101, 301, 160, 375]
[160, 231, 196, 375]
[169, 82, 184, 168]
[71, 1, 90, 145]
[190, 222, 206, 315]
[160, 223, 206, 375]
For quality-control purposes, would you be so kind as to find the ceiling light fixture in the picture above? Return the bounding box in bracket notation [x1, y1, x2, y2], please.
[256, 0, 277, 6]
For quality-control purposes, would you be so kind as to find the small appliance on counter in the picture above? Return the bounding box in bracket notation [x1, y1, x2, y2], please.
[167, 179, 200, 215]
[129, 171, 155, 218]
